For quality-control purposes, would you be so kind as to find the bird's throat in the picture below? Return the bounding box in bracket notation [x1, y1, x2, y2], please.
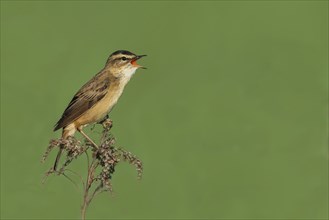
[122, 66, 138, 78]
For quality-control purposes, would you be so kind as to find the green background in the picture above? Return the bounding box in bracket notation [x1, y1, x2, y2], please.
[1, 1, 328, 219]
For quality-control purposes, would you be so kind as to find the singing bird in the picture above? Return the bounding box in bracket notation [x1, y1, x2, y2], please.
[53, 50, 146, 170]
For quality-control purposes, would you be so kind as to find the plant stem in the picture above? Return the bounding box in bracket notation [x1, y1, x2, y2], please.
[81, 152, 100, 219]
[81, 153, 92, 219]
[81, 195, 88, 220]
[81, 175, 89, 219]
[81, 120, 114, 219]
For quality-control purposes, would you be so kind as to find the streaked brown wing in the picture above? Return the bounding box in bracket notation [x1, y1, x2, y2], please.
[54, 70, 110, 131]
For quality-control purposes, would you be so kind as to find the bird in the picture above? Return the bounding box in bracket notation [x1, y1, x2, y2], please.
[52, 50, 146, 170]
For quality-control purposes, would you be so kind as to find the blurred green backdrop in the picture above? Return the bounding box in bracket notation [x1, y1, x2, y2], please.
[1, 1, 328, 219]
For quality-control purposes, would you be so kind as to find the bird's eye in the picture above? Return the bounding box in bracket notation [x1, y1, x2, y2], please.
[121, 57, 127, 61]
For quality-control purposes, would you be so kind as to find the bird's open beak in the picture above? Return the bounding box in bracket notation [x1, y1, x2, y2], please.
[131, 55, 147, 69]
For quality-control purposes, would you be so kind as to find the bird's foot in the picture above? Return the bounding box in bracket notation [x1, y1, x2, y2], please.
[102, 119, 113, 130]
[98, 115, 109, 125]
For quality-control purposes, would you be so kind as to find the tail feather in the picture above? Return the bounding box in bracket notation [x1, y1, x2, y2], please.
[53, 125, 77, 171]
[53, 147, 64, 171]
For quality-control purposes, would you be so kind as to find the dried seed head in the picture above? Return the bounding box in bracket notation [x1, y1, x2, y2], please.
[43, 119, 143, 200]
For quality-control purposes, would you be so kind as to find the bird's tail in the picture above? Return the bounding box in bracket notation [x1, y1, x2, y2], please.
[53, 147, 64, 171]
[53, 126, 76, 171]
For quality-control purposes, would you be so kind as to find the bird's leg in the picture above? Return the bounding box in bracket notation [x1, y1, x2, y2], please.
[97, 114, 109, 125]
[78, 128, 99, 150]
[97, 115, 113, 129]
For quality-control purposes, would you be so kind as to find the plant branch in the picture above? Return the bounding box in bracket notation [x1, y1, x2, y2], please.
[42, 119, 143, 220]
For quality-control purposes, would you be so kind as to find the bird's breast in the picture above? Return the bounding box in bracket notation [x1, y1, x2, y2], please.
[102, 83, 125, 113]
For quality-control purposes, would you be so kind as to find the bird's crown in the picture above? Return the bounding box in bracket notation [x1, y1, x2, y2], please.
[106, 50, 146, 68]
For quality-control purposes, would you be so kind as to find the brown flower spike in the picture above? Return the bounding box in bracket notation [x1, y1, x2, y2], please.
[42, 119, 143, 219]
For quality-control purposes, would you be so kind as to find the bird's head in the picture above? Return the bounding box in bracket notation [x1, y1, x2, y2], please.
[106, 50, 146, 78]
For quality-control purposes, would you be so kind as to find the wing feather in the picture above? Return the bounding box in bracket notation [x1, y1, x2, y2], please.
[54, 70, 110, 131]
